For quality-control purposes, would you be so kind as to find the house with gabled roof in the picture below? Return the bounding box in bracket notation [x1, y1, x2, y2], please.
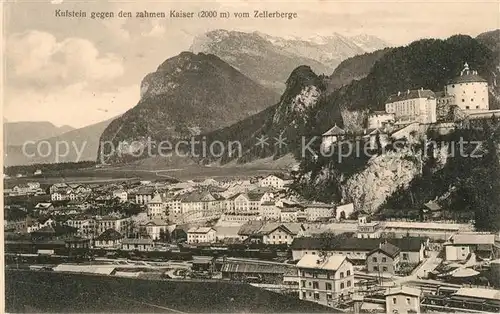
[321, 124, 346, 151]
[94, 229, 123, 249]
[261, 223, 305, 245]
[187, 227, 216, 244]
[297, 254, 354, 307]
[366, 241, 401, 275]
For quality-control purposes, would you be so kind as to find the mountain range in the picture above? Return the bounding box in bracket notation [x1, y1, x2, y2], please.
[190, 30, 390, 92]
[4, 121, 74, 147]
[4, 118, 115, 166]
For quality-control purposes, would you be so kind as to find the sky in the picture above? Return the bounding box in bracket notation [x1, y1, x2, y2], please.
[3, 0, 499, 128]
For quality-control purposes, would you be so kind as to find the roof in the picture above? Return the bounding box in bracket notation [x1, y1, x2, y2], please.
[122, 238, 153, 245]
[369, 242, 400, 258]
[148, 194, 164, 204]
[383, 221, 465, 231]
[238, 220, 265, 236]
[423, 201, 441, 211]
[448, 72, 487, 84]
[143, 219, 170, 226]
[385, 286, 421, 297]
[291, 236, 425, 253]
[188, 227, 215, 234]
[386, 89, 436, 103]
[322, 124, 345, 136]
[304, 202, 334, 209]
[96, 229, 123, 241]
[451, 233, 495, 245]
[221, 260, 291, 274]
[35, 203, 53, 209]
[454, 287, 500, 301]
[296, 254, 347, 271]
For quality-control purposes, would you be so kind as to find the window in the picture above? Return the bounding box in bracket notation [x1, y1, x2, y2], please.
[372, 257, 377, 262]
[340, 282, 345, 289]
[462, 99, 465, 102]
[382, 257, 387, 263]
[347, 280, 351, 287]
[314, 293, 320, 300]
[302, 292, 306, 299]
[347, 270, 351, 276]
[327, 273, 330, 280]
[393, 298, 397, 305]
[313, 273, 318, 278]
[327, 294, 332, 300]
[406, 298, 411, 305]
[373, 266, 379, 271]
[403, 253, 408, 260]
[313, 281, 319, 289]
[301, 280, 306, 288]
[326, 283, 332, 290]
[383, 266, 388, 272]
[476, 106, 479, 109]
[466, 106, 470, 109]
[340, 272, 344, 278]
[471, 98, 474, 102]
[452, 85, 455, 88]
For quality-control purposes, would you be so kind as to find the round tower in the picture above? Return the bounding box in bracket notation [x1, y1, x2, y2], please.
[445, 62, 489, 111]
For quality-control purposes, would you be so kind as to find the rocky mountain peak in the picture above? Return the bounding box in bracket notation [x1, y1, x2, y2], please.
[273, 66, 325, 125]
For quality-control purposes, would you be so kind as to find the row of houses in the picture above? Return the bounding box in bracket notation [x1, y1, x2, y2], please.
[148, 188, 354, 224]
[4, 182, 44, 196]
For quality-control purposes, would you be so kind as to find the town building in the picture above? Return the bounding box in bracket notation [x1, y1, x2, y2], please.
[444, 232, 495, 261]
[65, 217, 96, 237]
[187, 227, 217, 244]
[335, 203, 355, 220]
[94, 229, 123, 249]
[135, 187, 155, 205]
[95, 216, 130, 236]
[259, 201, 281, 220]
[112, 189, 128, 202]
[385, 286, 421, 314]
[357, 216, 381, 239]
[297, 254, 355, 306]
[220, 258, 293, 284]
[260, 223, 304, 245]
[121, 238, 154, 251]
[445, 62, 489, 111]
[259, 174, 293, 189]
[385, 89, 437, 124]
[291, 236, 426, 265]
[225, 192, 263, 215]
[367, 111, 395, 129]
[366, 242, 401, 275]
[49, 183, 92, 201]
[321, 124, 346, 151]
[9, 182, 44, 196]
[304, 203, 335, 222]
[381, 221, 473, 241]
[280, 207, 299, 222]
[147, 193, 167, 219]
[34, 202, 54, 213]
[141, 219, 170, 240]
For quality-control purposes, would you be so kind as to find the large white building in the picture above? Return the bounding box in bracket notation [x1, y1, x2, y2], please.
[297, 254, 354, 307]
[385, 89, 437, 124]
[445, 62, 489, 111]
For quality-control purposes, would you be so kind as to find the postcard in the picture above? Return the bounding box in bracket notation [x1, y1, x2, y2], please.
[3, 0, 500, 313]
